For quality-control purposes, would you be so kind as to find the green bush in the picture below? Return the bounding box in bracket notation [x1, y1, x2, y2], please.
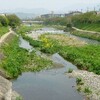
[6, 14, 21, 28]
[68, 68, 73, 73]
[1, 36, 28, 78]
[71, 30, 100, 41]
[0, 15, 8, 26]
[59, 45, 100, 74]
[76, 77, 84, 85]
[0, 35, 52, 78]
[84, 87, 92, 94]
[0, 27, 9, 37]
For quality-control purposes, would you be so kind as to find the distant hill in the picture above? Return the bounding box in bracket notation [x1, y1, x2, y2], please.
[15, 13, 37, 19]
[0, 8, 50, 19]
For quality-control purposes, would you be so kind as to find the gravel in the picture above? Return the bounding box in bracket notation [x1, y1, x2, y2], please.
[68, 70, 100, 100]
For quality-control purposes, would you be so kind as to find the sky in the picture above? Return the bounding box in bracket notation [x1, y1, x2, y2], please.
[0, 0, 100, 13]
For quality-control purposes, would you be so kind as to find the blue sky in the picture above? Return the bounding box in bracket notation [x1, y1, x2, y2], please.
[0, 0, 100, 12]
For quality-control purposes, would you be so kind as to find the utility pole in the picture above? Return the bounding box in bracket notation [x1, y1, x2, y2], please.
[81, 9, 83, 13]
[94, 7, 95, 11]
[87, 7, 89, 12]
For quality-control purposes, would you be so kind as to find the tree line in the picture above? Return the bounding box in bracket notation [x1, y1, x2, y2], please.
[41, 11, 100, 27]
[71, 11, 100, 26]
[0, 14, 21, 28]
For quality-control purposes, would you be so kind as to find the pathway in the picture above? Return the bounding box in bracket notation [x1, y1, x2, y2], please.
[72, 27, 100, 34]
[0, 28, 15, 46]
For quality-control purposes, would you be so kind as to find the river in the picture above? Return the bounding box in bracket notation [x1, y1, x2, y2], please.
[29, 27, 100, 45]
[12, 27, 99, 100]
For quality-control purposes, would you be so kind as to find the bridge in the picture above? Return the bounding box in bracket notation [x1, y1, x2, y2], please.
[22, 21, 43, 24]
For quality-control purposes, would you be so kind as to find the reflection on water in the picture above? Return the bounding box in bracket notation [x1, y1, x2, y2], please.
[31, 27, 65, 34]
[14, 27, 99, 100]
[19, 36, 34, 52]
[29, 27, 100, 45]
[12, 53, 84, 100]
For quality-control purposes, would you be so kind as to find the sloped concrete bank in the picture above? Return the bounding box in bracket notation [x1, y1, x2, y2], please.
[0, 75, 20, 100]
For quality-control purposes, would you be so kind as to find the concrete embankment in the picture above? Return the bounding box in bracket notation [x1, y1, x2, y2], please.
[0, 75, 20, 100]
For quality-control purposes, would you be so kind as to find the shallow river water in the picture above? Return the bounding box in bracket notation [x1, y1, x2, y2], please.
[12, 52, 84, 100]
[12, 27, 100, 100]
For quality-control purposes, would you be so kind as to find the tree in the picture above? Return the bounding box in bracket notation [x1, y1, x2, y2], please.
[0, 15, 8, 26]
[6, 14, 21, 28]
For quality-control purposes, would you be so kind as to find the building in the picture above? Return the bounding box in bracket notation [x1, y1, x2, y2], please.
[41, 14, 66, 18]
[40, 11, 82, 18]
[68, 11, 82, 16]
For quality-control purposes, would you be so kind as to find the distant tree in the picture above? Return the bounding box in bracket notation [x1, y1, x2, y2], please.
[0, 15, 8, 26]
[6, 14, 21, 28]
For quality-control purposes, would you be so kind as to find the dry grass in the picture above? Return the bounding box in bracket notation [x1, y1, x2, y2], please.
[45, 34, 86, 47]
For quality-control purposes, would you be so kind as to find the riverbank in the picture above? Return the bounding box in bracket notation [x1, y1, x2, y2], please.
[0, 28, 16, 78]
[0, 35, 52, 79]
[0, 27, 9, 38]
[68, 70, 100, 100]
[71, 27, 100, 41]
[0, 28, 16, 46]
[18, 25, 100, 75]
[14, 25, 100, 99]
[74, 23, 100, 32]
[0, 30, 22, 100]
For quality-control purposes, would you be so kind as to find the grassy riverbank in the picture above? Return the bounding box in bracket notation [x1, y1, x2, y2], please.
[41, 11, 100, 41]
[16, 24, 43, 34]
[47, 25, 66, 30]
[71, 30, 100, 41]
[0, 27, 9, 37]
[75, 23, 100, 32]
[40, 34, 100, 74]
[22, 32, 100, 75]
[0, 35, 52, 78]
[16, 24, 100, 75]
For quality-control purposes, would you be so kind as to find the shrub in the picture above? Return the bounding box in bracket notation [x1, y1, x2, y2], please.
[68, 68, 73, 73]
[76, 77, 84, 85]
[0, 15, 8, 26]
[84, 87, 92, 94]
[6, 14, 21, 28]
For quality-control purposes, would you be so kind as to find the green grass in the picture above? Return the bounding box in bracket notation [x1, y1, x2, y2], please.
[68, 68, 73, 73]
[0, 35, 52, 78]
[17, 24, 100, 75]
[70, 22, 100, 41]
[16, 96, 22, 100]
[75, 23, 100, 32]
[71, 30, 100, 41]
[0, 36, 28, 78]
[76, 77, 84, 85]
[48, 25, 66, 30]
[16, 24, 43, 34]
[0, 26, 9, 37]
[59, 45, 100, 74]
[84, 87, 92, 94]
[22, 34, 100, 75]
